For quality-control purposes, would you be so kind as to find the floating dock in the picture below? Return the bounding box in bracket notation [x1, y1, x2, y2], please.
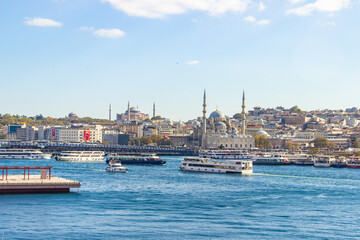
[0, 166, 81, 194]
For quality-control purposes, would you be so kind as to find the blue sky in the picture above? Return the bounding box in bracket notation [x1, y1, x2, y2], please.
[0, 0, 359, 121]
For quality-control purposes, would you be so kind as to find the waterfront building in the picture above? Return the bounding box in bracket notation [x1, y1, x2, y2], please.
[59, 125, 103, 143]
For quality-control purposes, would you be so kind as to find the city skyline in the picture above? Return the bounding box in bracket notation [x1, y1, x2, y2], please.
[1, 0, 360, 120]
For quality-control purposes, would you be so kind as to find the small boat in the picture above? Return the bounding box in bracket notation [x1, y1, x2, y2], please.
[106, 160, 128, 173]
[252, 154, 290, 165]
[331, 157, 347, 168]
[347, 157, 360, 168]
[179, 157, 253, 175]
[314, 156, 335, 168]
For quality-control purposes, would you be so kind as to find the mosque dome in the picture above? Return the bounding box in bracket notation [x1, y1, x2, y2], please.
[256, 130, 270, 137]
[209, 110, 225, 119]
[130, 107, 140, 113]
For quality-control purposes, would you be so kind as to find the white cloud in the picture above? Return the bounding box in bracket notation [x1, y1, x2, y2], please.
[244, 15, 256, 22]
[186, 60, 200, 65]
[93, 28, 126, 38]
[287, 0, 350, 16]
[24, 17, 63, 27]
[244, 15, 270, 25]
[101, 0, 250, 18]
[258, 1, 266, 11]
[319, 21, 336, 26]
[80, 26, 95, 31]
[288, 0, 307, 4]
[256, 19, 270, 25]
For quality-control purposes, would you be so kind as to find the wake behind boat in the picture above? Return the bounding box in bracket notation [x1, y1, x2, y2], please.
[179, 157, 253, 174]
[106, 153, 166, 165]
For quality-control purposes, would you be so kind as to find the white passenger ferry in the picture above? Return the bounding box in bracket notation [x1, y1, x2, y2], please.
[252, 154, 290, 165]
[314, 156, 335, 168]
[106, 160, 128, 173]
[199, 150, 253, 160]
[179, 157, 253, 175]
[57, 151, 104, 162]
[0, 149, 51, 160]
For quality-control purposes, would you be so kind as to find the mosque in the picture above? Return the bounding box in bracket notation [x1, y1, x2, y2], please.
[199, 90, 255, 149]
[116, 102, 150, 122]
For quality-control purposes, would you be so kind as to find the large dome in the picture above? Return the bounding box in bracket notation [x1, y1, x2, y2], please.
[209, 110, 225, 119]
[256, 130, 270, 137]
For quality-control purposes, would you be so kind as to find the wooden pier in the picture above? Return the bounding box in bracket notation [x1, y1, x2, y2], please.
[0, 166, 81, 194]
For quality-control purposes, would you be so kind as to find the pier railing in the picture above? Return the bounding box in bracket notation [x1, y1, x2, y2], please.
[0, 166, 52, 181]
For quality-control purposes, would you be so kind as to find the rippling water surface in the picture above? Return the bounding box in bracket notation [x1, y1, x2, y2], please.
[1, 156, 360, 239]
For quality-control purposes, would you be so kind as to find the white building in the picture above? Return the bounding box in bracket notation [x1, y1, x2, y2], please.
[207, 134, 255, 149]
[58, 125, 103, 143]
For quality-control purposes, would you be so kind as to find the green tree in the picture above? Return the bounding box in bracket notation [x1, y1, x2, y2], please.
[218, 144, 225, 150]
[313, 137, 329, 148]
[140, 136, 152, 146]
[289, 105, 302, 114]
[151, 116, 162, 120]
[309, 148, 320, 155]
[353, 140, 360, 148]
[355, 151, 360, 156]
[254, 134, 272, 149]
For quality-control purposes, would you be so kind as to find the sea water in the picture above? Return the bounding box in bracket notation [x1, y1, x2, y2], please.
[1, 156, 360, 239]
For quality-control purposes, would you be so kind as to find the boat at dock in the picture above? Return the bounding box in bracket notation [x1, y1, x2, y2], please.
[314, 156, 335, 168]
[106, 161, 128, 173]
[198, 149, 253, 160]
[106, 153, 166, 165]
[346, 157, 360, 168]
[0, 149, 51, 160]
[287, 154, 314, 166]
[252, 154, 290, 165]
[179, 157, 253, 174]
[57, 151, 104, 162]
[331, 157, 347, 168]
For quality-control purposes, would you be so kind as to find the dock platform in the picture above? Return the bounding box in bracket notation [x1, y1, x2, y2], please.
[0, 166, 81, 194]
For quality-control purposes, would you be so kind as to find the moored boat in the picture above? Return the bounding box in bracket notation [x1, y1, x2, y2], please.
[198, 149, 253, 160]
[331, 157, 347, 168]
[179, 157, 253, 174]
[252, 154, 290, 165]
[346, 157, 360, 168]
[314, 156, 335, 168]
[290, 154, 314, 166]
[106, 153, 166, 165]
[0, 149, 51, 160]
[57, 151, 104, 162]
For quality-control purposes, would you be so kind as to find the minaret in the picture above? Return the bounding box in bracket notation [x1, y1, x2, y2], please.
[241, 90, 246, 135]
[202, 90, 207, 148]
[128, 101, 131, 122]
[153, 102, 156, 118]
[109, 104, 111, 121]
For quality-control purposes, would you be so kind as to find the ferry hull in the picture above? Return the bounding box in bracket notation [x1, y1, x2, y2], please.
[347, 165, 360, 169]
[252, 162, 290, 166]
[331, 164, 347, 168]
[180, 166, 252, 175]
[120, 160, 166, 165]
